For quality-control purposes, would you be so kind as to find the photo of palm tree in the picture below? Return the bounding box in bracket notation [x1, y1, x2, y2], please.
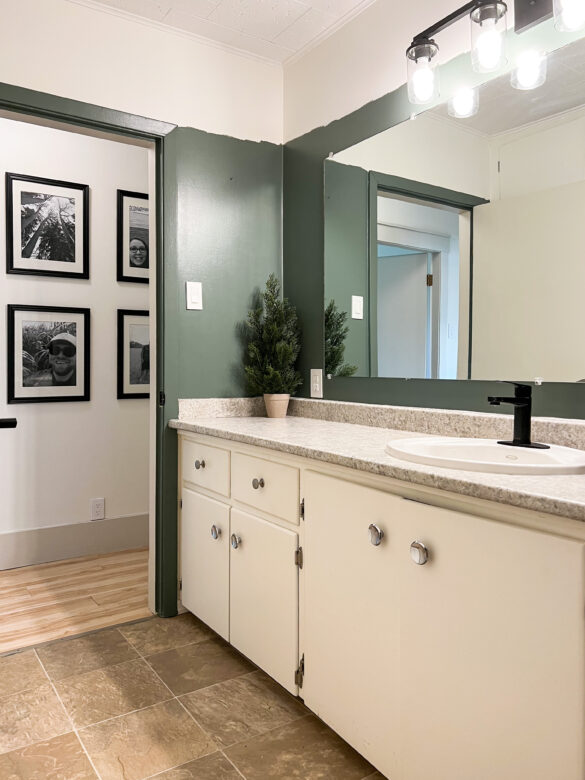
[21, 192, 76, 262]
[6, 173, 89, 279]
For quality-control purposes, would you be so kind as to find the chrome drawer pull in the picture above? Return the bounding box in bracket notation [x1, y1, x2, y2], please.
[210, 525, 221, 540]
[368, 523, 384, 546]
[410, 541, 429, 565]
[194, 459, 206, 470]
[252, 478, 265, 490]
[231, 534, 241, 550]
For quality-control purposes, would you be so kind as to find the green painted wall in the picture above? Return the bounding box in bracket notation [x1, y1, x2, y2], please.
[324, 161, 369, 376]
[159, 127, 282, 615]
[282, 70, 585, 419]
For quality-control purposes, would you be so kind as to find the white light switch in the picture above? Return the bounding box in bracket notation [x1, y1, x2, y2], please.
[310, 369, 323, 399]
[351, 295, 364, 320]
[186, 281, 203, 310]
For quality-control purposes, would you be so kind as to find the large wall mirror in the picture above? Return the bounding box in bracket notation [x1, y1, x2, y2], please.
[324, 35, 585, 385]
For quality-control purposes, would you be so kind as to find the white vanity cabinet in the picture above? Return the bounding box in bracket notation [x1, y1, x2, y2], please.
[179, 433, 301, 695]
[303, 470, 585, 780]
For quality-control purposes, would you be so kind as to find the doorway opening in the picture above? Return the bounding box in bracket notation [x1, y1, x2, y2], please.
[0, 109, 158, 652]
[374, 188, 469, 380]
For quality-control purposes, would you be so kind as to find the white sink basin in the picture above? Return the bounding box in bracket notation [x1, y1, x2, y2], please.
[386, 437, 585, 475]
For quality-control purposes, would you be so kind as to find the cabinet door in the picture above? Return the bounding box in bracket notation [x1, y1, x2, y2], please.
[303, 472, 401, 780]
[181, 488, 229, 640]
[230, 508, 299, 694]
[399, 499, 585, 780]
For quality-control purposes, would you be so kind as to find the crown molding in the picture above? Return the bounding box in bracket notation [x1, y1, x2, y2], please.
[283, 0, 377, 66]
[65, 0, 377, 69]
[64, 0, 284, 67]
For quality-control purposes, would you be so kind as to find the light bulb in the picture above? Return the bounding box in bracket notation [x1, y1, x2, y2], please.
[412, 65, 436, 103]
[554, 0, 585, 30]
[470, 2, 507, 74]
[511, 50, 547, 90]
[448, 87, 479, 118]
[406, 39, 439, 105]
[475, 23, 503, 70]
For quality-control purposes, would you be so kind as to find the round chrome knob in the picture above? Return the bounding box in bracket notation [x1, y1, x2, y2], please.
[210, 525, 221, 540]
[252, 478, 265, 490]
[231, 534, 241, 550]
[194, 459, 206, 470]
[410, 541, 429, 565]
[368, 523, 384, 546]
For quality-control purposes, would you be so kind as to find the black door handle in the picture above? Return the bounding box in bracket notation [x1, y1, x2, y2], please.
[0, 418, 17, 429]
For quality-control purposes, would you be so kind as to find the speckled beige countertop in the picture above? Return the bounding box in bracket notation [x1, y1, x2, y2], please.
[169, 415, 585, 523]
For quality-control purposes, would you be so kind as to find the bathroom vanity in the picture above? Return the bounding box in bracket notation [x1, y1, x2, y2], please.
[172, 406, 585, 780]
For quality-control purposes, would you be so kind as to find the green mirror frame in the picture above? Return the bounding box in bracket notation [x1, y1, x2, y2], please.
[284, 21, 585, 419]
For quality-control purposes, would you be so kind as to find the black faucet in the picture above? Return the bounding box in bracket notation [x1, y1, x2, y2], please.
[487, 382, 549, 449]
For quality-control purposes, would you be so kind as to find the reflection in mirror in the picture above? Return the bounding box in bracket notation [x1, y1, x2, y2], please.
[324, 36, 585, 383]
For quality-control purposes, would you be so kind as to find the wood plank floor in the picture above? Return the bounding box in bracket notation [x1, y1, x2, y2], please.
[0, 548, 151, 654]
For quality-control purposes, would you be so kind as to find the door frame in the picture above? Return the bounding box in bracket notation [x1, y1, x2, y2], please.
[368, 171, 487, 380]
[0, 81, 177, 616]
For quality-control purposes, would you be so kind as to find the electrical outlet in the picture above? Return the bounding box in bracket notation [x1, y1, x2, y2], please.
[90, 498, 105, 521]
[310, 369, 323, 398]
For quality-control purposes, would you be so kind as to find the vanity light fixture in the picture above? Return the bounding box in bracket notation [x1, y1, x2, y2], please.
[511, 50, 548, 88]
[448, 86, 480, 116]
[406, 1, 507, 105]
[554, 0, 585, 30]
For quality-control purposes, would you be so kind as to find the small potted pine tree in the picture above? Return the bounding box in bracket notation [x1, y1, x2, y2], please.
[325, 300, 357, 377]
[244, 274, 302, 417]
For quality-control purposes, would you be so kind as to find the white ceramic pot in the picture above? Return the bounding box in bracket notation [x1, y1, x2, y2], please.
[263, 393, 290, 418]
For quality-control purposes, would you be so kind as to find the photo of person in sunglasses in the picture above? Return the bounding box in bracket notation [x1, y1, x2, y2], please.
[24, 331, 77, 387]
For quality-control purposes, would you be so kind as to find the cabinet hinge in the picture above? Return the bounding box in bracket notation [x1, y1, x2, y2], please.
[295, 654, 305, 688]
[178, 578, 182, 592]
[426, 274, 433, 287]
[179, 498, 183, 509]
[295, 547, 303, 569]
[159, 390, 166, 406]
[300, 498, 305, 519]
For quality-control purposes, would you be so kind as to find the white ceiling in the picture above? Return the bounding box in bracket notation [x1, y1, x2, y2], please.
[76, 0, 376, 62]
[431, 38, 585, 136]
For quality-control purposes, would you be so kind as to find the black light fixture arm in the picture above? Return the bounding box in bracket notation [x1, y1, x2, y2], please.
[409, 0, 507, 50]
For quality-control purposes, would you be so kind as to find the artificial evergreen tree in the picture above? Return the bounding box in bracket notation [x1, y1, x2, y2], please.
[245, 274, 303, 396]
[324, 299, 357, 377]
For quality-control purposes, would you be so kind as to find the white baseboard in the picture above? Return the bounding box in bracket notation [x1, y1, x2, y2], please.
[0, 514, 149, 571]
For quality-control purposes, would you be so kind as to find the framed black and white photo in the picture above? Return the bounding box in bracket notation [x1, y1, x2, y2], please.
[117, 190, 149, 283]
[117, 309, 149, 399]
[6, 173, 89, 279]
[7, 305, 90, 403]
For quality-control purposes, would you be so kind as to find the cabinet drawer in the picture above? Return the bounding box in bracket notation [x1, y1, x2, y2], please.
[182, 439, 230, 497]
[231, 452, 299, 524]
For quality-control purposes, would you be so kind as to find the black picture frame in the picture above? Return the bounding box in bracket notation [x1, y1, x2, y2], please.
[117, 309, 150, 399]
[6, 173, 89, 279]
[7, 305, 91, 403]
[117, 189, 149, 284]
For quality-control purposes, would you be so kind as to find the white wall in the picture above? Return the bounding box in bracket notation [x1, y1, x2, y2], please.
[0, 117, 150, 538]
[283, 0, 493, 142]
[1, 0, 282, 144]
[471, 111, 585, 381]
[335, 114, 491, 199]
[472, 181, 585, 382]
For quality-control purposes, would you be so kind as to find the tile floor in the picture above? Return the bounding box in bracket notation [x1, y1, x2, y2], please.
[0, 613, 386, 779]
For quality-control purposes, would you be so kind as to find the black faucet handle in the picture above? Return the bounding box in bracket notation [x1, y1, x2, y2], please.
[497, 381, 532, 398]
